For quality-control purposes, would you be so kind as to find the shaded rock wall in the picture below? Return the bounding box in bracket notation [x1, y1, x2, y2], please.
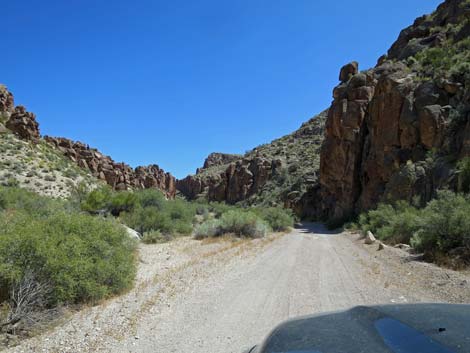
[316, 0, 470, 220]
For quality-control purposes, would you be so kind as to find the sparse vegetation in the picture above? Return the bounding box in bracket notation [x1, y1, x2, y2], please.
[194, 206, 293, 239]
[356, 191, 470, 267]
[0, 133, 99, 198]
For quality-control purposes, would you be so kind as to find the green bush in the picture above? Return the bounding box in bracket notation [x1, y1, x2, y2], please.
[0, 203, 136, 305]
[253, 207, 294, 231]
[358, 201, 421, 244]
[0, 186, 65, 216]
[81, 186, 113, 213]
[194, 219, 221, 239]
[121, 201, 194, 236]
[411, 191, 470, 258]
[357, 191, 470, 266]
[142, 230, 171, 244]
[109, 191, 137, 216]
[134, 189, 166, 209]
[220, 210, 268, 238]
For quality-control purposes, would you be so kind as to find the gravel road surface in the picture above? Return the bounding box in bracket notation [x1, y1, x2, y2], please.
[7, 223, 470, 353]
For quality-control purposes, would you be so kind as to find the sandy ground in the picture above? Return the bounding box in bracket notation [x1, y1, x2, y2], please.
[6, 223, 470, 353]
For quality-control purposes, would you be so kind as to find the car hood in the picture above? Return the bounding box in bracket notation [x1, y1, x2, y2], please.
[254, 303, 470, 353]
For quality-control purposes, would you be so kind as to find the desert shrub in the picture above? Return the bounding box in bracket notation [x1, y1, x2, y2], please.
[80, 185, 113, 213]
[254, 207, 294, 231]
[142, 230, 171, 244]
[120, 192, 196, 236]
[0, 209, 136, 306]
[109, 191, 137, 216]
[219, 210, 268, 238]
[357, 191, 470, 266]
[358, 201, 421, 244]
[209, 202, 235, 216]
[194, 219, 222, 239]
[411, 191, 470, 260]
[0, 186, 64, 216]
[4, 177, 20, 187]
[134, 189, 166, 209]
[121, 206, 171, 235]
[194, 209, 268, 239]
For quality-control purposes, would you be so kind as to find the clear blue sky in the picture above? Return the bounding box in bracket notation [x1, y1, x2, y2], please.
[3, 0, 441, 179]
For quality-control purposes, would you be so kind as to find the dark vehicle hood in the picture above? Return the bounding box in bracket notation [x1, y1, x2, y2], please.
[254, 304, 470, 353]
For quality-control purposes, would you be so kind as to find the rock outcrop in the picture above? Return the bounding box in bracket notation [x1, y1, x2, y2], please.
[178, 157, 282, 203]
[5, 106, 40, 142]
[315, 0, 470, 221]
[45, 136, 176, 197]
[177, 111, 327, 208]
[200, 153, 241, 171]
[0, 84, 176, 197]
[0, 86, 40, 142]
[0, 85, 14, 116]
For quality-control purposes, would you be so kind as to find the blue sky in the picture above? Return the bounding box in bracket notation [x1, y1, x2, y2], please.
[3, 0, 441, 179]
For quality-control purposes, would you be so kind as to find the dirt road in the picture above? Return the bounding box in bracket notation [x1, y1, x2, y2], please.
[7, 224, 470, 353]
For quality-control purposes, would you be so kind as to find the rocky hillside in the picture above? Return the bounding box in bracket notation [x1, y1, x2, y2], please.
[177, 110, 327, 210]
[45, 136, 176, 198]
[313, 0, 470, 221]
[0, 84, 176, 198]
[0, 86, 100, 197]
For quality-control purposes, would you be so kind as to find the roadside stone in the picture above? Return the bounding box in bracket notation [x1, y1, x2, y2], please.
[394, 243, 411, 250]
[377, 242, 385, 251]
[364, 231, 376, 244]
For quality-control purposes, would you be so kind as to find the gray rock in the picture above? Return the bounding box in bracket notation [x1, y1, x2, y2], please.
[364, 231, 376, 244]
[123, 225, 142, 240]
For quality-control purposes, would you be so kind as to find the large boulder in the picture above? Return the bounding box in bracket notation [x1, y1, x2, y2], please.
[5, 106, 40, 142]
[339, 61, 359, 83]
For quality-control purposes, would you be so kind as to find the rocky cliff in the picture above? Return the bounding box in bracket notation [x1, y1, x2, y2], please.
[315, 0, 470, 221]
[45, 136, 176, 197]
[1, 85, 40, 142]
[177, 111, 327, 209]
[0, 85, 176, 198]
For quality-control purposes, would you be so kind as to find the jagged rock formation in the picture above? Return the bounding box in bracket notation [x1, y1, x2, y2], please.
[0, 84, 176, 197]
[5, 106, 40, 142]
[45, 136, 176, 197]
[177, 111, 327, 208]
[316, 0, 470, 221]
[199, 153, 241, 172]
[0, 85, 40, 142]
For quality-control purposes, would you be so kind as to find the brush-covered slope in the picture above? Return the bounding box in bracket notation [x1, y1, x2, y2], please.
[0, 84, 176, 198]
[177, 110, 327, 210]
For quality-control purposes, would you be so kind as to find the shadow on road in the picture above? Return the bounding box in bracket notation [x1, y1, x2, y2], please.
[294, 222, 343, 235]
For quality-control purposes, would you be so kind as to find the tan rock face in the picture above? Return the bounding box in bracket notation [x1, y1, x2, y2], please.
[45, 136, 176, 197]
